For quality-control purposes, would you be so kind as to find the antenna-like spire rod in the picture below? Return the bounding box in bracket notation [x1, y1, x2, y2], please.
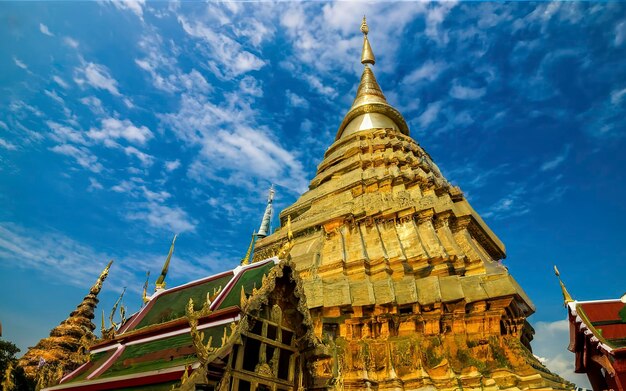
[241, 230, 257, 265]
[554, 265, 574, 306]
[360, 16, 375, 65]
[141, 271, 151, 305]
[155, 234, 177, 290]
[257, 185, 275, 238]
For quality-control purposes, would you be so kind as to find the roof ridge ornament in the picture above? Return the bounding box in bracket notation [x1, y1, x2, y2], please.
[554, 265, 574, 305]
[155, 234, 177, 291]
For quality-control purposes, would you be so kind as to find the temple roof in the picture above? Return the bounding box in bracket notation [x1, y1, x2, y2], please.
[568, 299, 626, 354]
[45, 257, 281, 391]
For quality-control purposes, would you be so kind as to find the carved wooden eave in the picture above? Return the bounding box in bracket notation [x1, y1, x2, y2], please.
[178, 259, 324, 391]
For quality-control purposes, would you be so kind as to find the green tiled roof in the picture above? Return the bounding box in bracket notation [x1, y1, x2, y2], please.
[99, 324, 228, 379]
[215, 262, 276, 310]
[68, 350, 116, 382]
[132, 273, 233, 330]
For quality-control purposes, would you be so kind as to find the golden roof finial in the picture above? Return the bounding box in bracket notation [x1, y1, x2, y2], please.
[141, 271, 150, 305]
[554, 265, 574, 306]
[241, 230, 257, 266]
[155, 234, 177, 290]
[360, 16, 375, 65]
[90, 259, 113, 295]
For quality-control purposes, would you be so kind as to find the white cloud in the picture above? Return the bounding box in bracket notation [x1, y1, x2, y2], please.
[39, 23, 54, 36]
[44, 89, 64, 105]
[449, 81, 486, 100]
[402, 60, 447, 84]
[87, 118, 153, 146]
[13, 57, 28, 70]
[107, 0, 145, 18]
[541, 145, 571, 171]
[532, 319, 591, 388]
[53, 75, 69, 89]
[483, 187, 530, 220]
[47, 121, 87, 145]
[80, 96, 105, 115]
[74, 62, 121, 96]
[0, 223, 118, 288]
[0, 138, 17, 150]
[160, 93, 308, 193]
[417, 101, 442, 128]
[286, 90, 309, 109]
[126, 202, 197, 233]
[124, 146, 154, 167]
[239, 76, 263, 97]
[63, 37, 79, 48]
[50, 144, 104, 173]
[88, 177, 104, 191]
[304, 74, 337, 98]
[135, 33, 211, 94]
[611, 87, 626, 105]
[178, 15, 266, 77]
[164, 159, 181, 172]
[615, 20, 626, 47]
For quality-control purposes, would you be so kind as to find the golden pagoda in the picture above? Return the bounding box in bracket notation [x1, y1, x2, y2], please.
[18, 261, 113, 388]
[250, 17, 573, 390]
[30, 17, 576, 391]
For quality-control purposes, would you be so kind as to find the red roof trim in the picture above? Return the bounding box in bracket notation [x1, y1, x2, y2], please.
[46, 368, 186, 391]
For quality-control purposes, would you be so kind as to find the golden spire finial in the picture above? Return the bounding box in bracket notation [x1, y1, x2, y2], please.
[360, 15, 375, 65]
[336, 16, 409, 139]
[360, 15, 369, 35]
[141, 271, 150, 305]
[554, 265, 574, 306]
[155, 234, 177, 290]
[90, 259, 113, 295]
[241, 230, 257, 265]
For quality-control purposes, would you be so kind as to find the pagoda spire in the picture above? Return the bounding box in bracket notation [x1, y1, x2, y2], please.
[554, 265, 574, 305]
[155, 234, 177, 291]
[257, 185, 275, 238]
[18, 260, 114, 383]
[336, 16, 409, 140]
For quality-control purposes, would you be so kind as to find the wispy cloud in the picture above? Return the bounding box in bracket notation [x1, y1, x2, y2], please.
[449, 81, 486, 100]
[106, 0, 145, 19]
[74, 61, 121, 96]
[483, 187, 530, 220]
[164, 159, 181, 172]
[13, 57, 28, 70]
[87, 118, 153, 146]
[402, 60, 447, 84]
[417, 101, 442, 128]
[541, 145, 571, 171]
[53, 75, 70, 89]
[0, 139, 17, 151]
[50, 144, 104, 173]
[126, 202, 197, 233]
[285, 90, 309, 109]
[177, 14, 266, 77]
[39, 23, 54, 36]
[532, 319, 591, 388]
[63, 37, 79, 48]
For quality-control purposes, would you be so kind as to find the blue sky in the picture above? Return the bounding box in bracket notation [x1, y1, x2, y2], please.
[1, 1, 625, 386]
